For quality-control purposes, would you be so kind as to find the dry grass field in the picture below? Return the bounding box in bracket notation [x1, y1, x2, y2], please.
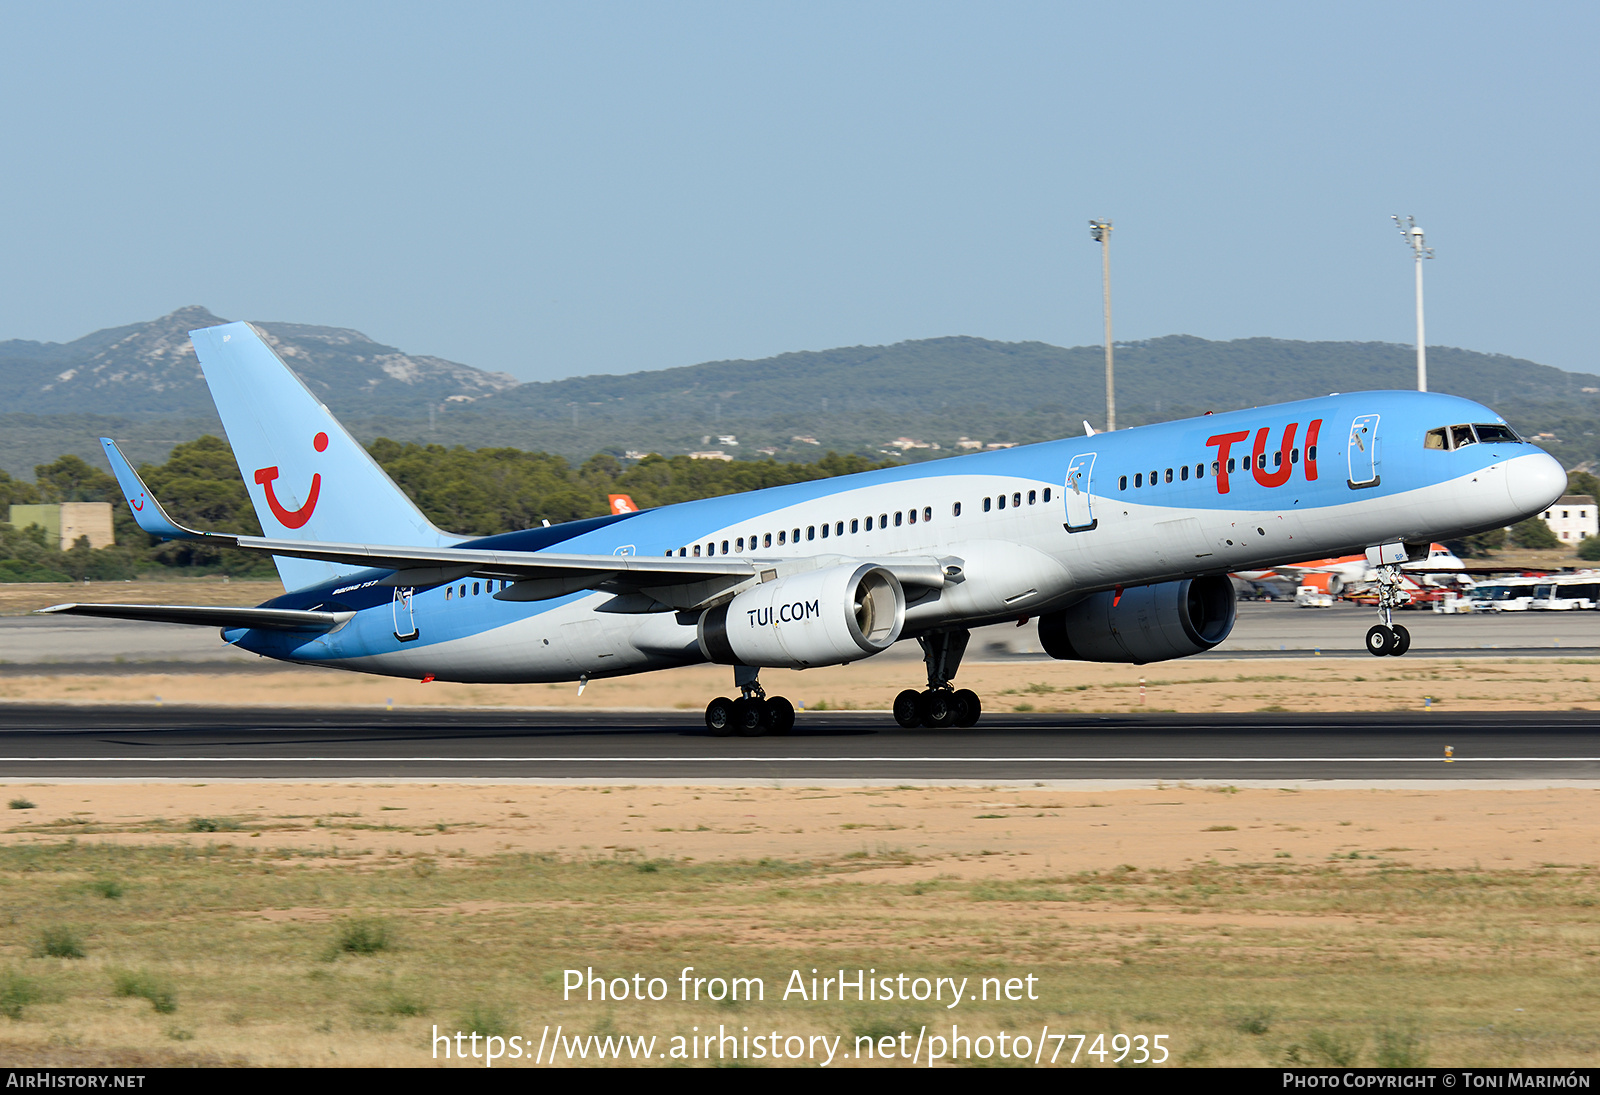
[0, 782, 1594, 1067]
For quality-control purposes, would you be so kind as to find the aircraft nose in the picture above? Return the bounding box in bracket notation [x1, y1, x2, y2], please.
[1506, 450, 1568, 518]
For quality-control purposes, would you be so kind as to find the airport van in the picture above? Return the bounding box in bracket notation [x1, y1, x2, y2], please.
[1469, 577, 1542, 612]
[1529, 575, 1600, 611]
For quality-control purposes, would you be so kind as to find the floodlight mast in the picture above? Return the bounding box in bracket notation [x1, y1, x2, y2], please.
[1090, 219, 1115, 430]
[1393, 215, 1434, 392]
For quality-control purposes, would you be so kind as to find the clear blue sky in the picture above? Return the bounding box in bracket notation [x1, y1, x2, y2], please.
[1, 1, 1594, 382]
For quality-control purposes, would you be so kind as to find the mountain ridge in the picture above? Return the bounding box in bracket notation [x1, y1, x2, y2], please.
[0, 308, 1595, 477]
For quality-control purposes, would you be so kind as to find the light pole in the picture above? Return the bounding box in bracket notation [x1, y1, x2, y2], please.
[1393, 215, 1433, 392]
[1089, 219, 1114, 431]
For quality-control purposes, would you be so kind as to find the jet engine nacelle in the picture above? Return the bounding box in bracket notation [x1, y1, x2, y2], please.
[1038, 575, 1236, 664]
[698, 564, 905, 669]
[1299, 572, 1344, 596]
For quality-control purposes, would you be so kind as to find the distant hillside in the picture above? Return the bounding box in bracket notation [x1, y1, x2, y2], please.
[0, 306, 517, 418]
[1, 309, 1596, 477]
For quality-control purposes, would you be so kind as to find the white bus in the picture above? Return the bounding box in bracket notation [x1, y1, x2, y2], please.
[1469, 576, 1543, 612]
[1530, 574, 1600, 611]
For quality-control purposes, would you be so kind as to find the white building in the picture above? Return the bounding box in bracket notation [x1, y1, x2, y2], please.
[1542, 494, 1598, 543]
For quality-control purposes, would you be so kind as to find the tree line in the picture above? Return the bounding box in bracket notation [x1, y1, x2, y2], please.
[0, 437, 897, 582]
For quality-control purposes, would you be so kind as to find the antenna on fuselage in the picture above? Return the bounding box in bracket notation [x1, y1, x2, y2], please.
[1392, 215, 1434, 392]
[1089, 220, 1115, 431]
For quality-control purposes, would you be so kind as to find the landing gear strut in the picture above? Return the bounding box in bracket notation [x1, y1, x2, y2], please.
[705, 666, 795, 737]
[1365, 563, 1412, 657]
[894, 629, 982, 729]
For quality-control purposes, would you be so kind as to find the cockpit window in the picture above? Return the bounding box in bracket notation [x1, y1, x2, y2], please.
[1474, 423, 1520, 443]
[1450, 424, 1476, 448]
[1424, 428, 1447, 450]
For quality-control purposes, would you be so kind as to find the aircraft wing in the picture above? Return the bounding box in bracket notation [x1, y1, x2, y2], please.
[36, 603, 353, 632]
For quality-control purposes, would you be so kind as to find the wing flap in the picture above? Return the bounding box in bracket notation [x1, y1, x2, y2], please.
[36, 603, 352, 633]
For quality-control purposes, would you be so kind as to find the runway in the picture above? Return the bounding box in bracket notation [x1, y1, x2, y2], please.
[0, 705, 1596, 780]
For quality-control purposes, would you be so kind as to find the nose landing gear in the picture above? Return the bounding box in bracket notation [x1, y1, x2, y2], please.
[1365, 564, 1413, 657]
[705, 666, 795, 737]
[893, 629, 983, 728]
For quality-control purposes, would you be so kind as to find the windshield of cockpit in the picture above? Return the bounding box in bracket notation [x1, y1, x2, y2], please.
[1424, 423, 1522, 450]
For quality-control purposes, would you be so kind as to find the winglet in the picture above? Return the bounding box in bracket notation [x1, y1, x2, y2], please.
[98, 438, 233, 544]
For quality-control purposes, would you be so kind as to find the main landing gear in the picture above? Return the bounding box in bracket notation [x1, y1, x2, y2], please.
[894, 629, 982, 729]
[1365, 563, 1412, 657]
[705, 666, 795, 737]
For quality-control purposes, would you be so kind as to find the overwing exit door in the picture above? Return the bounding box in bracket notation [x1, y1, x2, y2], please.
[1064, 452, 1098, 532]
[1347, 414, 1380, 488]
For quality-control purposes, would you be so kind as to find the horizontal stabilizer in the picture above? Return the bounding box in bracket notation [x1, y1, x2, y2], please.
[36, 603, 352, 633]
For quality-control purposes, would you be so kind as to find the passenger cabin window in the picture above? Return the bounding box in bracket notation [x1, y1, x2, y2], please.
[721, 540, 729, 554]
[983, 498, 992, 512]
[996, 495, 1006, 510]
[1134, 473, 1143, 488]
[836, 521, 845, 535]
[1120, 475, 1128, 490]
[877, 515, 886, 530]
[820, 524, 829, 539]
[1028, 490, 1037, 504]
[952, 502, 961, 517]
[777, 530, 786, 545]
[865, 516, 873, 531]
[764, 533, 772, 547]
[1164, 469, 1173, 483]
[736, 537, 745, 551]
[1180, 465, 1189, 481]
[907, 509, 916, 524]
[1041, 490, 1050, 504]
[1011, 493, 1021, 507]
[445, 586, 453, 600]
[850, 519, 859, 533]
[807, 526, 815, 540]
[894, 512, 903, 527]
[692, 545, 700, 557]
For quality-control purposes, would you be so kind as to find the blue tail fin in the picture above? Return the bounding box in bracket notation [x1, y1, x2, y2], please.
[189, 321, 458, 590]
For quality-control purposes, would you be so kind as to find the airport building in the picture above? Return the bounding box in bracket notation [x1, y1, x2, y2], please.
[1542, 494, 1598, 543]
[7, 502, 116, 550]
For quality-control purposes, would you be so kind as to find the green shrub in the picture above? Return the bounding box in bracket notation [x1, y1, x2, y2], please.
[0, 970, 40, 1020]
[34, 927, 85, 959]
[112, 970, 177, 1014]
[332, 919, 390, 956]
[7, 798, 34, 810]
[1578, 536, 1600, 562]
[89, 878, 124, 899]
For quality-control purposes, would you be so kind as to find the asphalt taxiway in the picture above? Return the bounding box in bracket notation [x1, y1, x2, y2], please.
[0, 706, 1595, 781]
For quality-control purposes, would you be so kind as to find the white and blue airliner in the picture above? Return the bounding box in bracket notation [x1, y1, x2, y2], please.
[43, 322, 1568, 734]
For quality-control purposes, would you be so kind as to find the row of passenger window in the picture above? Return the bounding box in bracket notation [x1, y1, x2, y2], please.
[1118, 446, 1319, 490]
[445, 580, 510, 601]
[980, 487, 1053, 511]
[670, 506, 938, 558]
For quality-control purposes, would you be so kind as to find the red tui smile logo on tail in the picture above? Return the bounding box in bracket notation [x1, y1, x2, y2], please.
[253, 432, 327, 529]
